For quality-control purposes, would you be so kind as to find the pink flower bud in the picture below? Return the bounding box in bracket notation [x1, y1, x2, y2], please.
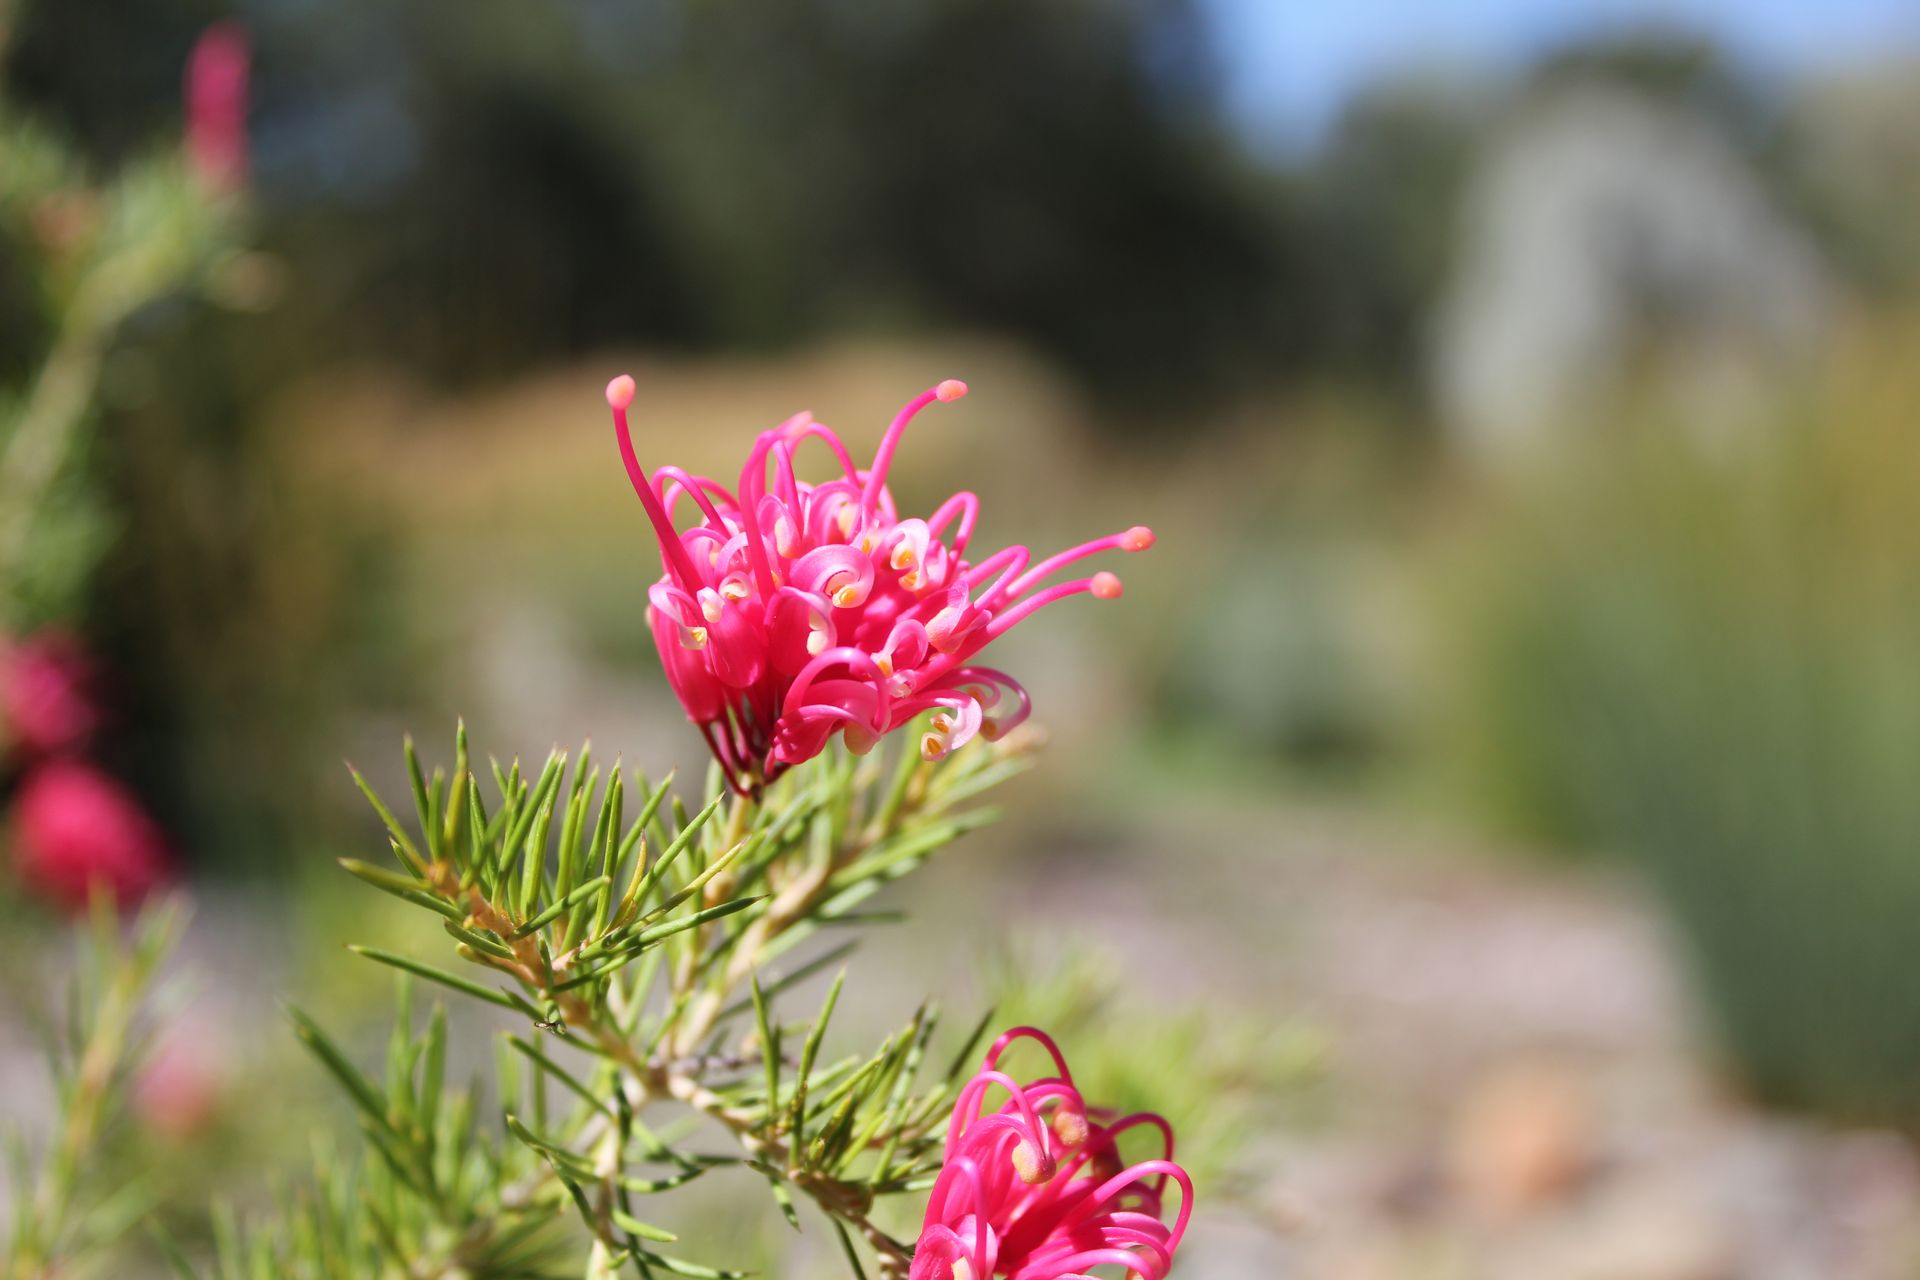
[10, 762, 172, 912]
[1, 633, 99, 757]
[136, 1021, 224, 1141]
[185, 23, 250, 192]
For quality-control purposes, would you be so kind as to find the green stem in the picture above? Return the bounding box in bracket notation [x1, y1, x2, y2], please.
[12, 912, 168, 1276]
[0, 327, 102, 609]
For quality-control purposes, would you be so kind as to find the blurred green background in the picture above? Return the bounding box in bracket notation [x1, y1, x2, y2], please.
[6, 0, 1920, 1274]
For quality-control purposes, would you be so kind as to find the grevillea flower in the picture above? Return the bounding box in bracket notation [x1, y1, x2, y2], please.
[0, 632, 99, 757]
[10, 762, 172, 912]
[912, 1026, 1192, 1280]
[608, 376, 1153, 792]
[185, 23, 250, 192]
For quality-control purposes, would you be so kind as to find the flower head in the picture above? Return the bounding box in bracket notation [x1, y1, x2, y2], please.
[185, 23, 250, 192]
[609, 376, 1153, 792]
[1, 632, 99, 758]
[10, 761, 172, 912]
[911, 1026, 1192, 1280]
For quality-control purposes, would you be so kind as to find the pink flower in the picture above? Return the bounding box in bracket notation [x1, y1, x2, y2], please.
[10, 762, 172, 912]
[136, 1017, 225, 1141]
[1, 633, 99, 757]
[185, 23, 250, 192]
[911, 1027, 1193, 1280]
[607, 376, 1154, 792]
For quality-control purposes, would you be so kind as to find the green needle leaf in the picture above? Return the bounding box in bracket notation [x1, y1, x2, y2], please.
[347, 764, 427, 875]
[506, 1036, 613, 1118]
[348, 947, 522, 1010]
[749, 973, 782, 1136]
[789, 968, 846, 1162]
[337, 858, 461, 919]
[610, 1208, 678, 1243]
[510, 875, 612, 940]
[289, 1007, 390, 1132]
[831, 1218, 871, 1280]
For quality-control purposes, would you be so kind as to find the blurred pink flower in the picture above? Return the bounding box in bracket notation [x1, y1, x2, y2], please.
[911, 1027, 1193, 1280]
[10, 761, 172, 912]
[1, 633, 99, 757]
[185, 22, 250, 191]
[607, 376, 1153, 792]
[136, 1019, 225, 1141]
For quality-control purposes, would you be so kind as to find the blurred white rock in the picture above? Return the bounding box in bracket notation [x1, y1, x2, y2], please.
[1436, 87, 1832, 460]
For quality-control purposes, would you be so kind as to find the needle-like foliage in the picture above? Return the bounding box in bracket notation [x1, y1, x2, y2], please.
[3, 897, 185, 1278]
[198, 722, 1033, 1279]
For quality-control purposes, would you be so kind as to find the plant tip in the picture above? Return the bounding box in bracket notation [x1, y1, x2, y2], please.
[606, 374, 636, 410]
[935, 378, 968, 402]
[1091, 571, 1124, 600]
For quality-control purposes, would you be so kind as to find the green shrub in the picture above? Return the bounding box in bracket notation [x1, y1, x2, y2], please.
[1438, 332, 1920, 1122]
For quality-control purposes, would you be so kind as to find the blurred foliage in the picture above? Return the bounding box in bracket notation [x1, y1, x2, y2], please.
[0, 32, 403, 871]
[1147, 411, 1422, 780]
[1, 898, 185, 1276]
[0, 109, 233, 629]
[1296, 80, 1484, 400]
[1434, 319, 1920, 1123]
[1779, 58, 1920, 299]
[7, 0, 1320, 421]
[1525, 32, 1769, 138]
[1161, 538, 1396, 774]
[87, 298, 419, 867]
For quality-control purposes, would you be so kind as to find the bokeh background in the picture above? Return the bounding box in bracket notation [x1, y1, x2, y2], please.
[6, 0, 1920, 1275]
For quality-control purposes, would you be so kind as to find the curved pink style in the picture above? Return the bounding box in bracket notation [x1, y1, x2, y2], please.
[911, 1026, 1193, 1280]
[608, 376, 1153, 793]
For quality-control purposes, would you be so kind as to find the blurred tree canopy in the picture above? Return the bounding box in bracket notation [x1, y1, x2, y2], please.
[9, 5, 1920, 421]
[7, 0, 1318, 417]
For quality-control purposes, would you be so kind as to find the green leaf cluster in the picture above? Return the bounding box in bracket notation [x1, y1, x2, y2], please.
[221, 723, 1030, 1279]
